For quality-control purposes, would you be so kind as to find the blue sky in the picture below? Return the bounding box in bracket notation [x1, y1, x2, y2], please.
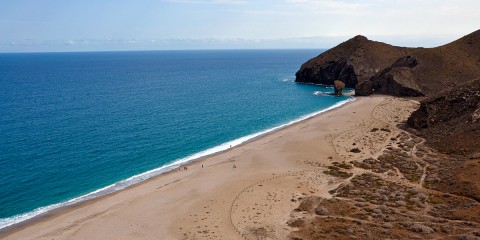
[1, 0, 479, 52]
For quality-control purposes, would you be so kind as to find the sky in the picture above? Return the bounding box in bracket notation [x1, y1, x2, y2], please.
[0, 0, 479, 52]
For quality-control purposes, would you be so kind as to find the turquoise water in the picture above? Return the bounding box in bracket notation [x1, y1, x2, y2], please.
[0, 50, 352, 228]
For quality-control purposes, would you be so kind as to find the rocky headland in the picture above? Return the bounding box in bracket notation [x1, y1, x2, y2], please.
[295, 30, 480, 96]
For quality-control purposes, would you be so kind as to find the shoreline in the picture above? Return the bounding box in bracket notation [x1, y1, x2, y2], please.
[0, 96, 355, 233]
[5, 94, 478, 239]
[1, 95, 395, 239]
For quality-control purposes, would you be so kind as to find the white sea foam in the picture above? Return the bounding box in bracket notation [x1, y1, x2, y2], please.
[0, 96, 355, 230]
[313, 91, 331, 96]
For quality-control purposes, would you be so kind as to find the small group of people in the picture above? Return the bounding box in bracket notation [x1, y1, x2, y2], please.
[179, 163, 237, 170]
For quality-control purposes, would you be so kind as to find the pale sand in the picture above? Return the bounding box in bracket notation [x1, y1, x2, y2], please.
[0, 95, 418, 240]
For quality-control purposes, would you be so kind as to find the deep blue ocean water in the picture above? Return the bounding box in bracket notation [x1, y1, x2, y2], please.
[0, 49, 352, 228]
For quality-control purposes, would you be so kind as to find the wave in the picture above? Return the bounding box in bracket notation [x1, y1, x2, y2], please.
[313, 91, 332, 96]
[281, 77, 295, 82]
[0, 96, 355, 230]
[314, 89, 354, 96]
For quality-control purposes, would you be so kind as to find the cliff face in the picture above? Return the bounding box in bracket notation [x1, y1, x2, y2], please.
[295, 30, 480, 97]
[295, 35, 410, 91]
[407, 78, 480, 156]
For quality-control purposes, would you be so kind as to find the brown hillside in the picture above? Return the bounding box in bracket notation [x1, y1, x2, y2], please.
[407, 78, 480, 157]
[295, 30, 480, 96]
[406, 78, 480, 201]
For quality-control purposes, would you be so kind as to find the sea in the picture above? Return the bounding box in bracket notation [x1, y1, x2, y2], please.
[0, 49, 353, 229]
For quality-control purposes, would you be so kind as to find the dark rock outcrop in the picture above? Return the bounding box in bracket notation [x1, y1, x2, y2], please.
[371, 68, 423, 96]
[295, 59, 358, 88]
[370, 56, 424, 96]
[407, 78, 480, 156]
[295, 29, 480, 97]
[391, 55, 418, 68]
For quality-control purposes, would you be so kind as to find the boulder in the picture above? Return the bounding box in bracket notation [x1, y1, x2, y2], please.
[314, 207, 329, 215]
[355, 80, 373, 96]
[350, 148, 361, 153]
[410, 224, 434, 234]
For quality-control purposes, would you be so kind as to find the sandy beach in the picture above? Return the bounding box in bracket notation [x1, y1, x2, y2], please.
[1, 95, 423, 239]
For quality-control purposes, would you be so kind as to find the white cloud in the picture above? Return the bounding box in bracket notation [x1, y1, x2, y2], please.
[1, 0, 479, 52]
[280, 0, 480, 36]
[242, 9, 297, 16]
[285, 0, 362, 11]
[162, 0, 247, 4]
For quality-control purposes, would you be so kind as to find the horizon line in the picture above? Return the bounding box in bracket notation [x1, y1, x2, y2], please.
[0, 47, 328, 54]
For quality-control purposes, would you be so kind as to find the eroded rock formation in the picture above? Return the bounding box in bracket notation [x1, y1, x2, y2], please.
[333, 80, 345, 96]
